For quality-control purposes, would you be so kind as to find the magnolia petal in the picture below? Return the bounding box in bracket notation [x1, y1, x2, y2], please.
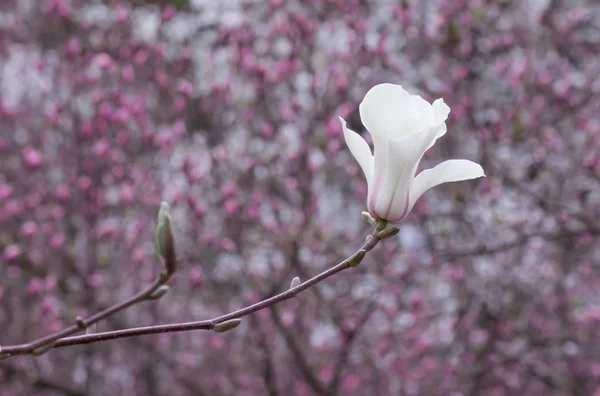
[427, 99, 451, 147]
[406, 95, 434, 135]
[371, 126, 440, 221]
[409, 159, 485, 208]
[409, 94, 436, 133]
[432, 98, 451, 125]
[426, 122, 447, 151]
[359, 83, 413, 139]
[340, 117, 374, 184]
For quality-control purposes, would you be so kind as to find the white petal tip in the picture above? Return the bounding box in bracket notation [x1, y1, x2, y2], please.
[475, 165, 486, 178]
[338, 116, 350, 130]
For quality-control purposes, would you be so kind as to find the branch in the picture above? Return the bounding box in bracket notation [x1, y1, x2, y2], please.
[0, 274, 171, 358]
[250, 314, 280, 396]
[328, 301, 376, 395]
[0, 202, 179, 359]
[0, 224, 385, 358]
[270, 304, 328, 395]
[437, 227, 599, 258]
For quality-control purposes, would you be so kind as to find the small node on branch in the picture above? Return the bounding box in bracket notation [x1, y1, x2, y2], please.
[376, 227, 400, 240]
[348, 249, 367, 267]
[213, 319, 242, 333]
[76, 316, 87, 329]
[158, 271, 170, 283]
[361, 211, 376, 225]
[148, 285, 170, 300]
[31, 343, 55, 356]
[155, 202, 177, 279]
[289, 276, 301, 289]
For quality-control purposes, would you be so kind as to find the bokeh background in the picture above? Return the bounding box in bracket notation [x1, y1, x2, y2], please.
[1, 0, 599, 395]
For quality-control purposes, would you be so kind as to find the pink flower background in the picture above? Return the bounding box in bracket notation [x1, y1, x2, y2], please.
[1, 0, 599, 395]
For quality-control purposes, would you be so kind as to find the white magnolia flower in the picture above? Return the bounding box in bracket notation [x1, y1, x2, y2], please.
[340, 83, 485, 223]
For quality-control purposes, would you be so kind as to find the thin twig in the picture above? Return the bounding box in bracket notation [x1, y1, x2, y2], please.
[0, 273, 171, 357]
[0, 227, 382, 358]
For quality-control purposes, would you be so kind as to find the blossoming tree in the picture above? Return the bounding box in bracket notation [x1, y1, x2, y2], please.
[1, 0, 599, 395]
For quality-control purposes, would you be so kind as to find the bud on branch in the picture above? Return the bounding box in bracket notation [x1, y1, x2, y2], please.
[289, 276, 301, 289]
[348, 249, 367, 267]
[376, 227, 400, 239]
[213, 319, 242, 333]
[156, 202, 177, 280]
[148, 285, 170, 300]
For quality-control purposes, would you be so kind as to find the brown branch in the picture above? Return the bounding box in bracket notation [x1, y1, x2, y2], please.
[437, 227, 599, 258]
[250, 314, 279, 396]
[0, 203, 179, 359]
[328, 301, 376, 395]
[0, 273, 170, 358]
[0, 226, 382, 358]
[270, 304, 329, 395]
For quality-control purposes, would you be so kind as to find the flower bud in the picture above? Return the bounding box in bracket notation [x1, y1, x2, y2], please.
[361, 211, 376, 225]
[148, 285, 170, 300]
[376, 227, 400, 239]
[155, 202, 177, 278]
[76, 316, 86, 329]
[213, 319, 242, 333]
[348, 249, 367, 267]
[289, 276, 301, 289]
[31, 342, 55, 356]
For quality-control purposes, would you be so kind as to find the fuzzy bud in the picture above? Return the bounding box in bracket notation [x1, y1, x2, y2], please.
[289, 276, 301, 289]
[31, 343, 55, 356]
[348, 249, 367, 267]
[376, 227, 400, 239]
[148, 285, 170, 300]
[156, 202, 177, 277]
[76, 316, 86, 329]
[213, 319, 242, 333]
[361, 211, 376, 225]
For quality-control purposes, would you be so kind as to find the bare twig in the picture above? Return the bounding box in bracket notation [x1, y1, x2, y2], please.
[270, 304, 328, 395]
[0, 225, 384, 358]
[0, 274, 170, 358]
